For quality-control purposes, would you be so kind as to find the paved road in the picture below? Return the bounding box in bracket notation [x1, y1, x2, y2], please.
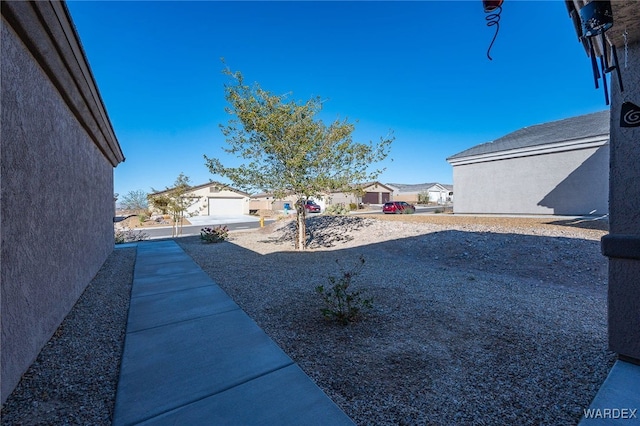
[141, 219, 275, 240]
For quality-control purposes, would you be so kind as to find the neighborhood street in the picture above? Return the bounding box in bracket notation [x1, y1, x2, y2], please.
[137, 205, 451, 240]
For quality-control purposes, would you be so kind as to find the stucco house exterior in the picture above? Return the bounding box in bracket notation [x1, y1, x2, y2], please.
[387, 183, 453, 204]
[1, 1, 124, 404]
[447, 110, 609, 215]
[149, 182, 250, 216]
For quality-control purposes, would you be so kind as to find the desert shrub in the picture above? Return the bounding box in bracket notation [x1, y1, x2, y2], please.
[115, 228, 148, 244]
[324, 203, 349, 215]
[316, 255, 372, 325]
[200, 226, 229, 243]
[418, 191, 431, 205]
[349, 203, 358, 211]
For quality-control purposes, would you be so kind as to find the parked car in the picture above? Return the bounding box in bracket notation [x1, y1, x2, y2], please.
[382, 201, 415, 214]
[304, 200, 321, 213]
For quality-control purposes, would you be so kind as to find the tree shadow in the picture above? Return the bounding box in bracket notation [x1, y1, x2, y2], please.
[256, 215, 376, 248]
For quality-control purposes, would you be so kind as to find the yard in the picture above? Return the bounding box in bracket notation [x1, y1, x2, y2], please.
[2, 214, 614, 425]
[177, 214, 614, 425]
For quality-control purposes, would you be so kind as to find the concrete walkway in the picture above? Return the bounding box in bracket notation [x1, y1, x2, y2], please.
[113, 240, 353, 425]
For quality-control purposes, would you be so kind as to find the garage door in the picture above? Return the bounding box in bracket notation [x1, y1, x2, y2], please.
[208, 197, 244, 215]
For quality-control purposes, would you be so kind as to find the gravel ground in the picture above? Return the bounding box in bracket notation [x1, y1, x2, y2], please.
[1, 247, 135, 426]
[177, 214, 615, 425]
[1, 215, 614, 425]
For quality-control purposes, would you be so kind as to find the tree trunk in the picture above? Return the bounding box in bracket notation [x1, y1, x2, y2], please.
[295, 202, 306, 250]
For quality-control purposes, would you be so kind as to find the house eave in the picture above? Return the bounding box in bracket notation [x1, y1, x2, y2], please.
[447, 134, 609, 166]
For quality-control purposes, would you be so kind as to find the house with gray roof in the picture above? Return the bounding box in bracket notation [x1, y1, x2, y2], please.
[447, 110, 609, 215]
[387, 183, 453, 204]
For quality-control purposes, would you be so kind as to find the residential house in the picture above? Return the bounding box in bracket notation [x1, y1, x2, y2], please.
[447, 110, 609, 215]
[1, 1, 125, 404]
[250, 181, 394, 213]
[149, 182, 250, 217]
[387, 183, 453, 204]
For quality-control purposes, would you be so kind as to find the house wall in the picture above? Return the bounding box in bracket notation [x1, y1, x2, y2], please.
[451, 143, 609, 215]
[250, 197, 276, 211]
[605, 40, 640, 362]
[327, 192, 359, 206]
[186, 186, 249, 216]
[1, 2, 123, 404]
[393, 193, 419, 203]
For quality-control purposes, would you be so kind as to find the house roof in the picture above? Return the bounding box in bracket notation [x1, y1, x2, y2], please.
[356, 181, 395, 192]
[447, 110, 610, 161]
[150, 181, 250, 197]
[387, 183, 452, 193]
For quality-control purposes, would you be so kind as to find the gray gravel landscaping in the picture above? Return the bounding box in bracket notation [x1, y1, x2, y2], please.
[178, 215, 616, 425]
[1, 247, 135, 426]
[1, 215, 615, 425]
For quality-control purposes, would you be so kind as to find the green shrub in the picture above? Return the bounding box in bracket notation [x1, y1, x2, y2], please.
[349, 203, 358, 211]
[200, 226, 229, 243]
[315, 255, 372, 325]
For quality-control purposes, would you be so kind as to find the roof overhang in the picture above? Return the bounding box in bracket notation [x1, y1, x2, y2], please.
[2, 1, 124, 167]
[448, 134, 609, 166]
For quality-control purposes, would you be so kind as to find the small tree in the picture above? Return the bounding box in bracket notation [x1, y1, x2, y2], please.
[205, 66, 393, 250]
[151, 173, 196, 237]
[418, 191, 431, 205]
[121, 189, 149, 211]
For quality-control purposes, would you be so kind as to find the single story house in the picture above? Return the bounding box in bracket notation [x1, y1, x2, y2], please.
[446, 110, 609, 216]
[1, 1, 125, 404]
[249, 181, 394, 213]
[149, 182, 250, 216]
[387, 183, 453, 204]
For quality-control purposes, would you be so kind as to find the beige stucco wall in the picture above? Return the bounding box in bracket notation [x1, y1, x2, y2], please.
[451, 142, 609, 215]
[185, 186, 249, 216]
[393, 193, 419, 203]
[1, 2, 123, 404]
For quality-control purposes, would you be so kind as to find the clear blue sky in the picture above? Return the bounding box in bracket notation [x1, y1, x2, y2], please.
[66, 1, 607, 197]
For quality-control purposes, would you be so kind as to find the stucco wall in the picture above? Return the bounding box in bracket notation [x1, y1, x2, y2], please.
[607, 40, 640, 361]
[1, 2, 123, 404]
[451, 143, 609, 215]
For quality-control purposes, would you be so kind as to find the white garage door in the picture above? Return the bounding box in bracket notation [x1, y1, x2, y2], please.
[208, 197, 244, 215]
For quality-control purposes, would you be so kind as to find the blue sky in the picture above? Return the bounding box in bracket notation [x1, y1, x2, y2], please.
[66, 1, 607, 197]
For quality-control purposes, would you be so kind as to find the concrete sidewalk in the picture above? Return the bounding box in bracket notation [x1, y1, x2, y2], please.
[113, 240, 353, 425]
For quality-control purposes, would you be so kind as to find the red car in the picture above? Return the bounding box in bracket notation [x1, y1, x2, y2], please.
[303, 200, 321, 213]
[382, 201, 415, 214]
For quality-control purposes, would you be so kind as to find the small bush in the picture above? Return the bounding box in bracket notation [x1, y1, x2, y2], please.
[349, 203, 358, 211]
[324, 203, 349, 215]
[316, 255, 372, 325]
[200, 226, 229, 243]
[115, 228, 148, 244]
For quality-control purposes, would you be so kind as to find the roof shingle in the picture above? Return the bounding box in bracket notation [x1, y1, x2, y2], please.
[447, 110, 609, 160]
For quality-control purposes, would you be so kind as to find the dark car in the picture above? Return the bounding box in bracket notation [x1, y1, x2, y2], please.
[304, 200, 321, 213]
[382, 201, 415, 214]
